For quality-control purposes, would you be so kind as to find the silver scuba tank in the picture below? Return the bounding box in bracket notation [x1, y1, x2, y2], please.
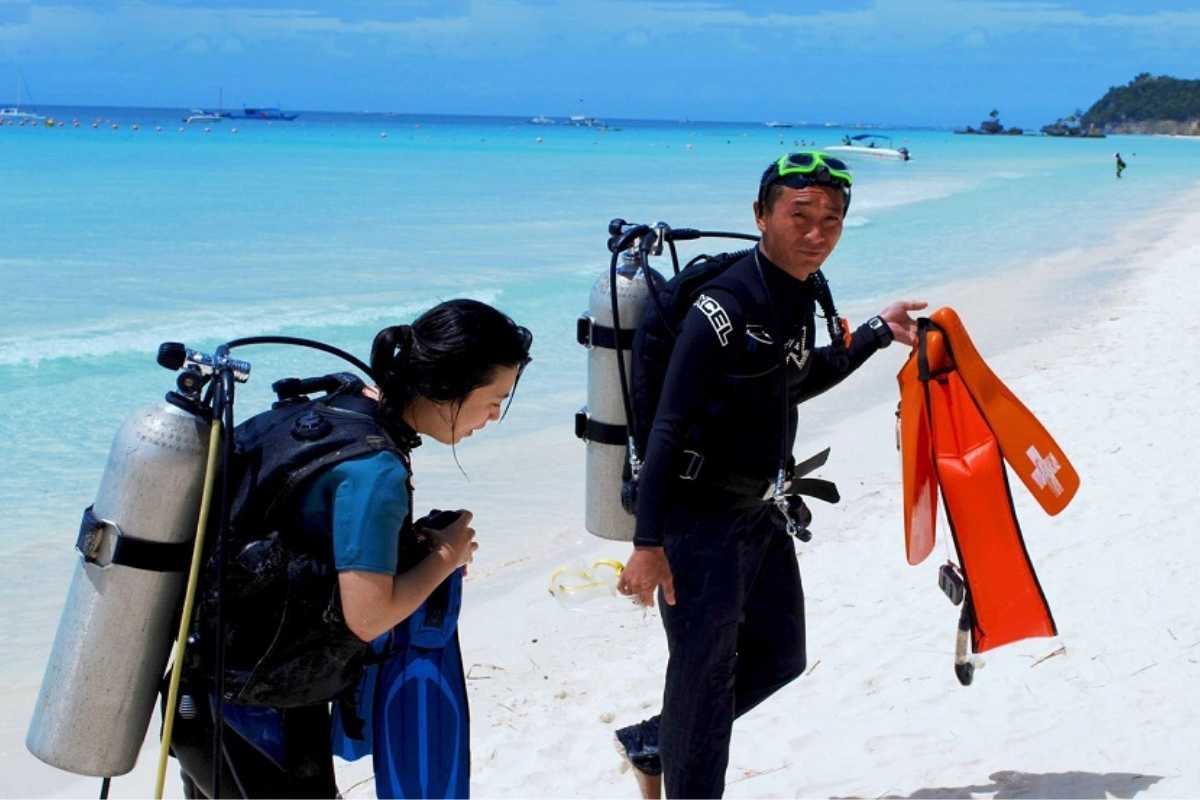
[27, 397, 210, 777]
[577, 250, 657, 541]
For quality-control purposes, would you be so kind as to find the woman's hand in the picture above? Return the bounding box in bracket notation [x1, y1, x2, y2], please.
[340, 509, 477, 643]
[617, 546, 676, 607]
[424, 509, 477, 569]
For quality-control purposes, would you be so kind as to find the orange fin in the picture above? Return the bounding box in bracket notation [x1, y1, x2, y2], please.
[927, 369, 1058, 652]
[897, 347, 938, 565]
[930, 307, 1079, 515]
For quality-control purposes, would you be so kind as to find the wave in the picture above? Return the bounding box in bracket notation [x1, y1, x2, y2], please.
[0, 289, 501, 368]
[853, 178, 972, 212]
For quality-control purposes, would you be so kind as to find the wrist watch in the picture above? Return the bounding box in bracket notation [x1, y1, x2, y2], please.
[867, 315, 894, 348]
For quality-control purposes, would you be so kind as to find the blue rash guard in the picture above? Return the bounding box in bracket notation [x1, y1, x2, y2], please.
[297, 450, 411, 575]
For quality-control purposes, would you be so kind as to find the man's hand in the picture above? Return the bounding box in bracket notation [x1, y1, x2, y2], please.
[878, 300, 928, 347]
[617, 546, 676, 608]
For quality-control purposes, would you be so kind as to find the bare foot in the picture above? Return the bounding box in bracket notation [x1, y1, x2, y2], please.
[630, 767, 662, 800]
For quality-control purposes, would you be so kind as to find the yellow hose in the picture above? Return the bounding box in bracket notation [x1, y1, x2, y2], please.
[155, 419, 222, 799]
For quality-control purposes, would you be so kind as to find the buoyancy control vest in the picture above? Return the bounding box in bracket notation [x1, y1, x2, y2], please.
[630, 249, 849, 478]
[188, 372, 417, 708]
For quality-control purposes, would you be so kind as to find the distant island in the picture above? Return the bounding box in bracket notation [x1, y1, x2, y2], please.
[1039, 110, 1104, 138]
[955, 109, 1022, 136]
[1079, 73, 1200, 135]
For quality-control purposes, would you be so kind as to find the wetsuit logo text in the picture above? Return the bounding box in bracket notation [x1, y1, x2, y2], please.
[695, 294, 733, 347]
[785, 326, 810, 372]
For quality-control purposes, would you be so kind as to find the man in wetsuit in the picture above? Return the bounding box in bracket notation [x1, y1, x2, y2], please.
[614, 152, 925, 799]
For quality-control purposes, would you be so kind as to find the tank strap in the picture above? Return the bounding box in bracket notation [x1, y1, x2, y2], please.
[573, 410, 626, 446]
[75, 505, 193, 572]
[576, 316, 637, 351]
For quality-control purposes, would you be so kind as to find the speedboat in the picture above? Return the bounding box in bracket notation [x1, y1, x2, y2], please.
[529, 115, 555, 125]
[183, 109, 224, 124]
[826, 134, 911, 161]
[765, 121, 793, 128]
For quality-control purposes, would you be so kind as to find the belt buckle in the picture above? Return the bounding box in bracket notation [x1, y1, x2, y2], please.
[679, 450, 704, 481]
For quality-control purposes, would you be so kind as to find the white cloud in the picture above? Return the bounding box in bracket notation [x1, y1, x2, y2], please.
[13, 0, 1200, 64]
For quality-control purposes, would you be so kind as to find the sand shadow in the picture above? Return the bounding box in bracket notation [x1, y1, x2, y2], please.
[899, 769, 1163, 799]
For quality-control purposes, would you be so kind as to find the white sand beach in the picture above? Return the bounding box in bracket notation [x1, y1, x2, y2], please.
[11, 185, 1200, 798]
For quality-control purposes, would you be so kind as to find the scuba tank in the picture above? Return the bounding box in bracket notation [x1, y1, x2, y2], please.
[27, 337, 374, 797]
[576, 222, 665, 541]
[27, 393, 211, 777]
[576, 220, 761, 541]
[576, 251, 658, 541]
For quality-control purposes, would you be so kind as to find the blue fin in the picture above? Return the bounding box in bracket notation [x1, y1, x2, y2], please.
[373, 631, 469, 799]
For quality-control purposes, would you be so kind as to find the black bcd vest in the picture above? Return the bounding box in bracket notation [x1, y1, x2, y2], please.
[188, 372, 417, 708]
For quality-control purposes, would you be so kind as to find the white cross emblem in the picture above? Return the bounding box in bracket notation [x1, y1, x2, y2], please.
[1026, 446, 1064, 496]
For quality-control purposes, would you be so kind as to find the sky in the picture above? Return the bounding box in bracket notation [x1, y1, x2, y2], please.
[2, 0, 1199, 127]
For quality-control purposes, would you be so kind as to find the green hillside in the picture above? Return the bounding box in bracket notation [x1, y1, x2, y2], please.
[1083, 73, 1200, 132]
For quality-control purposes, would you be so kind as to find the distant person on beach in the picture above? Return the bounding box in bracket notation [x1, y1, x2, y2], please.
[612, 152, 925, 799]
[1116, 152, 1127, 178]
[169, 300, 531, 799]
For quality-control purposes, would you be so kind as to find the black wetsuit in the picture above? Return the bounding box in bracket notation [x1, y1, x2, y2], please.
[620, 249, 888, 798]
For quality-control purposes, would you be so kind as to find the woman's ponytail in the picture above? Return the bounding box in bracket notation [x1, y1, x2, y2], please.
[371, 324, 418, 424]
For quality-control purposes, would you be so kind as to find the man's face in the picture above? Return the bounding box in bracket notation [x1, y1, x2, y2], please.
[754, 184, 845, 280]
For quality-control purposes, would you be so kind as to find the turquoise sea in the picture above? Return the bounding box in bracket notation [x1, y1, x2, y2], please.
[2, 106, 1198, 652]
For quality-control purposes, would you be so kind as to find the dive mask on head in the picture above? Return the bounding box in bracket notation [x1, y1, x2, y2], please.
[758, 151, 853, 215]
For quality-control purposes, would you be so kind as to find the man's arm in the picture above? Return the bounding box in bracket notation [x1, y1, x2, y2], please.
[794, 301, 926, 403]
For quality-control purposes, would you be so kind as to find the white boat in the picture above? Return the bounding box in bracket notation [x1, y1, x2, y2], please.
[765, 121, 793, 128]
[529, 115, 555, 125]
[569, 114, 602, 127]
[825, 134, 911, 161]
[0, 107, 45, 122]
[183, 109, 224, 124]
[1, 73, 45, 122]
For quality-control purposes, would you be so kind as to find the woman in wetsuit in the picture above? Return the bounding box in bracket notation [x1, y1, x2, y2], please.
[170, 299, 532, 798]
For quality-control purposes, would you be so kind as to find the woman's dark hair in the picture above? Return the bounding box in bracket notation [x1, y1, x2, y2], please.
[370, 299, 533, 430]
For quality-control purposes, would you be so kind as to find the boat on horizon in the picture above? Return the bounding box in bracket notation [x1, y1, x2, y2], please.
[182, 109, 226, 124]
[765, 121, 793, 128]
[2, 73, 46, 123]
[229, 107, 298, 121]
[0, 106, 45, 122]
[529, 114, 555, 125]
[826, 133, 911, 161]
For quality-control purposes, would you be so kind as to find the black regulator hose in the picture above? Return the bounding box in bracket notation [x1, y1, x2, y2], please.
[667, 229, 760, 244]
[207, 363, 226, 796]
[224, 335, 374, 379]
[608, 248, 640, 459]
